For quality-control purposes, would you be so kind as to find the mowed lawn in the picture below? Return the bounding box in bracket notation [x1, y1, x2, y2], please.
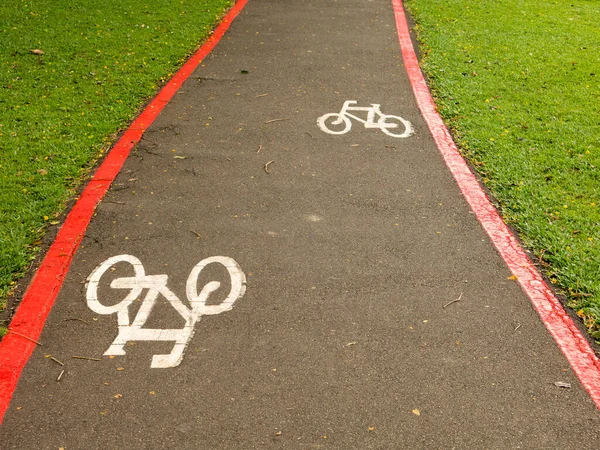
[0, 0, 233, 330]
[405, 0, 600, 339]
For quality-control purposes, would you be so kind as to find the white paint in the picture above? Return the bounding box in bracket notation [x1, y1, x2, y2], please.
[86, 255, 246, 368]
[317, 100, 414, 138]
[306, 214, 324, 222]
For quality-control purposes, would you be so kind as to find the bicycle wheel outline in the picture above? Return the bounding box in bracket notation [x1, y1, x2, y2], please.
[377, 114, 414, 138]
[86, 254, 145, 318]
[186, 256, 247, 316]
[317, 113, 352, 135]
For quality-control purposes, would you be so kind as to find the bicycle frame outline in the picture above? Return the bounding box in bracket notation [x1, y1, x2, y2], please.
[338, 101, 390, 128]
[86, 254, 246, 368]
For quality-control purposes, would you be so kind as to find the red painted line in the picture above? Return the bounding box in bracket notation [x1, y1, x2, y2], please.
[391, 0, 600, 409]
[0, 0, 249, 424]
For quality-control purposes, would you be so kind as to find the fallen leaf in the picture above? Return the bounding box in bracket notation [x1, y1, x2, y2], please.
[346, 341, 357, 347]
[368, 426, 375, 431]
[30, 49, 44, 55]
[37, 169, 48, 176]
[412, 409, 421, 416]
[113, 393, 123, 399]
[507, 275, 518, 280]
[275, 431, 282, 436]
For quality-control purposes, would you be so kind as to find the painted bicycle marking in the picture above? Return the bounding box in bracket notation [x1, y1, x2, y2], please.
[86, 255, 246, 368]
[317, 100, 414, 138]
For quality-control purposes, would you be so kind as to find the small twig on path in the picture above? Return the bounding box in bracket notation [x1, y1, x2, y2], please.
[443, 293, 463, 309]
[264, 118, 289, 125]
[190, 230, 201, 239]
[105, 201, 125, 205]
[305, 132, 313, 138]
[9, 330, 42, 346]
[57, 370, 65, 382]
[264, 160, 275, 174]
[144, 149, 163, 157]
[256, 93, 269, 98]
[64, 318, 90, 325]
[257, 145, 263, 154]
[49, 356, 64, 366]
[514, 323, 522, 331]
[72, 356, 101, 361]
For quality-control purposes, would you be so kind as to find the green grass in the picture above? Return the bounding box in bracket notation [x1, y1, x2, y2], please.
[0, 0, 233, 310]
[405, 0, 600, 339]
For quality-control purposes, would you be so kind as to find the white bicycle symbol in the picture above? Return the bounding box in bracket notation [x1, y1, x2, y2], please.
[86, 254, 246, 368]
[317, 100, 414, 138]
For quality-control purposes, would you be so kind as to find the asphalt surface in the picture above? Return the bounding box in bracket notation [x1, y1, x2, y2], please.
[2, 0, 600, 448]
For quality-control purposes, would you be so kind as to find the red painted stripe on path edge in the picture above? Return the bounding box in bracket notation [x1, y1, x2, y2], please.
[392, 0, 600, 409]
[0, 0, 249, 424]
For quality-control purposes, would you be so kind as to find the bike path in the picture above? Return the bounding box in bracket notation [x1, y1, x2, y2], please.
[2, 0, 600, 447]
